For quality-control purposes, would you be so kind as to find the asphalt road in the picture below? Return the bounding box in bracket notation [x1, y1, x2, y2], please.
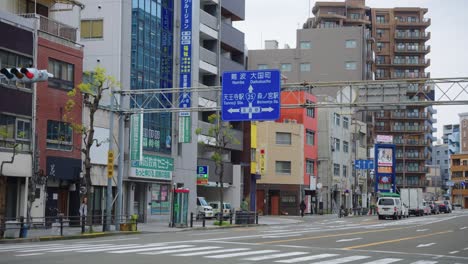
[1, 210, 467, 264]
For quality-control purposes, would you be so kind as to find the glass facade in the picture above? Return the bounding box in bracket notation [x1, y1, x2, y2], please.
[131, 0, 174, 154]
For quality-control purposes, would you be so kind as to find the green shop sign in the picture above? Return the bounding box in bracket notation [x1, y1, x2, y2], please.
[130, 154, 174, 180]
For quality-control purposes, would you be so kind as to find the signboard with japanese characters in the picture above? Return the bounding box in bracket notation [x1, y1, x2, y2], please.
[178, 0, 192, 114]
[130, 154, 174, 180]
[221, 70, 281, 121]
[374, 144, 396, 193]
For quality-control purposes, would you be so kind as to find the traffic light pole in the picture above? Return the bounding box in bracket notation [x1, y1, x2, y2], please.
[115, 93, 125, 231]
[106, 90, 115, 232]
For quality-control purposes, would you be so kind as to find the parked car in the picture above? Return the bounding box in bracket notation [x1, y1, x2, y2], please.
[196, 197, 214, 219]
[209, 201, 232, 219]
[453, 203, 463, 210]
[377, 197, 403, 220]
[422, 201, 431, 215]
[429, 201, 439, 214]
[443, 200, 453, 212]
[436, 202, 450, 214]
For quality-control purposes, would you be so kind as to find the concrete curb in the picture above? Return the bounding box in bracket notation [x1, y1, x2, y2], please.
[0, 231, 140, 244]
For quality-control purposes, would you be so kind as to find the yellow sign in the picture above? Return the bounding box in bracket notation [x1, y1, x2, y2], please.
[107, 151, 114, 178]
[260, 153, 265, 174]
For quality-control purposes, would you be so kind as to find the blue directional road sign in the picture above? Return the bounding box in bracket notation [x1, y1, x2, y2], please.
[221, 70, 281, 121]
[354, 160, 374, 170]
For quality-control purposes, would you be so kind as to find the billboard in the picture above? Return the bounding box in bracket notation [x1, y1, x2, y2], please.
[374, 144, 396, 193]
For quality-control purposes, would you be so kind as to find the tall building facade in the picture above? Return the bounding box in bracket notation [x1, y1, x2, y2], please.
[443, 124, 460, 155]
[459, 112, 468, 153]
[0, 0, 84, 223]
[308, 0, 434, 194]
[450, 153, 468, 208]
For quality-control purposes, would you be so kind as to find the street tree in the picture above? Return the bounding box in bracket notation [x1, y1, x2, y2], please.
[195, 113, 239, 225]
[63, 66, 118, 228]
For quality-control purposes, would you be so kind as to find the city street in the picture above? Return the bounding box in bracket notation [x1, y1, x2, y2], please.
[0, 210, 467, 264]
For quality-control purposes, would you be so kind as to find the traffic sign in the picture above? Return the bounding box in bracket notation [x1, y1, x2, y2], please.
[107, 151, 114, 178]
[197, 165, 208, 185]
[354, 160, 374, 170]
[221, 70, 281, 121]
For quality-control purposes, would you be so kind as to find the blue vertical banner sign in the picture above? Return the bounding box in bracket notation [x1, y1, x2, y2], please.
[179, 0, 192, 114]
[374, 144, 396, 193]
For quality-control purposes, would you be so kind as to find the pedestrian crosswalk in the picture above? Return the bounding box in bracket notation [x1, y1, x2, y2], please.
[0, 242, 457, 263]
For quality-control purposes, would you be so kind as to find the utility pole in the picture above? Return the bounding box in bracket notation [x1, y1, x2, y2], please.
[106, 89, 115, 232]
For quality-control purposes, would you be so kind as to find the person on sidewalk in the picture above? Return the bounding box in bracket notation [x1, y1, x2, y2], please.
[299, 200, 306, 217]
[79, 197, 88, 227]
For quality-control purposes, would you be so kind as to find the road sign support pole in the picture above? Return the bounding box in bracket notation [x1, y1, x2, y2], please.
[116, 93, 125, 231]
[106, 89, 114, 232]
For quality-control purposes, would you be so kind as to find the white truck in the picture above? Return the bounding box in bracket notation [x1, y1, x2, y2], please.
[400, 188, 424, 216]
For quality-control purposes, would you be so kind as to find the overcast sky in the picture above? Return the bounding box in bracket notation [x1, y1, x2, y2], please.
[236, 0, 468, 141]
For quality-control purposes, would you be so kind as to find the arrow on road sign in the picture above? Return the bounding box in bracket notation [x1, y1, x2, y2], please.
[261, 107, 274, 112]
[248, 85, 254, 93]
[227, 108, 240, 113]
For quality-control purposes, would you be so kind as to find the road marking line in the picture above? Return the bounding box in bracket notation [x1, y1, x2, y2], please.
[460, 227, 467, 230]
[0, 244, 61, 251]
[417, 243, 436, 248]
[260, 226, 410, 245]
[17, 244, 92, 253]
[140, 246, 220, 255]
[263, 234, 302, 238]
[86, 238, 139, 243]
[191, 231, 228, 236]
[337, 238, 362, 242]
[361, 258, 402, 264]
[343, 230, 452, 250]
[243, 252, 308, 261]
[49, 244, 113, 252]
[14, 253, 44, 257]
[449, 251, 460, 254]
[310, 256, 370, 264]
[174, 248, 249, 256]
[416, 229, 428, 232]
[464, 247, 468, 250]
[275, 253, 339, 263]
[205, 249, 278, 258]
[75, 244, 142, 252]
[410, 261, 437, 264]
[109, 245, 192, 254]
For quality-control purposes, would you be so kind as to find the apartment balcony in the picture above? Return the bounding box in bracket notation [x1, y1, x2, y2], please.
[317, 12, 347, 20]
[396, 153, 426, 160]
[395, 45, 431, 54]
[375, 58, 391, 66]
[451, 165, 468, 171]
[220, 22, 244, 53]
[395, 17, 431, 27]
[221, 0, 245, 21]
[390, 112, 428, 119]
[391, 125, 430, 133]
[452, 188, 468, 196]
[200, 47, 218, 67]
[221, 56, 244, 73]
[200, 9, 218, 33]
[394, 139, 428, 146]
[19, 13, 77, 42]
[395, 31, 430, 40]
[395, 166, 428, 174]
[345, 14, 371, 24]
[392, 58, 430, 67]
[391, 72, 430, 79]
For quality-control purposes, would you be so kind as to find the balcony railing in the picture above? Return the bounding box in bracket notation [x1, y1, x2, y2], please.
[390, 112, 428, 119]
[395, 17, 431, 26]
[391, 125, 429, 132]
[392, 58, 430, 66]
[18, 13, 77, 42]
[395, 31, 430, 39]
[394, 139, 428, 146]
[451, 165, 468, 171]
[392, 72, 430, 79]
[395, 45, 431, 53]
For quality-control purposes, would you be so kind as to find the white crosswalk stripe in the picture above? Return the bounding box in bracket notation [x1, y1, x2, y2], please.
[49, 244, 114, 252]
[205, 249, 278, 258]
[310, 255, 371, 264]
[173, 248, 249, 256]
[276, 253, 339, 263]
[243, 251, 308, 261]
[108, 244, 192, 254]
[139, 246, 220, 255]
[410, 261, 438, 264]
[0, 244, 61, 251]
[17, 244, 92, 253]
[361, 258, 402, 264]
[76, 244, 142, 252]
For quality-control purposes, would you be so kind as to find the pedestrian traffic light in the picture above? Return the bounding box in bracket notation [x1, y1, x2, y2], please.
[0, 67, 53, 83]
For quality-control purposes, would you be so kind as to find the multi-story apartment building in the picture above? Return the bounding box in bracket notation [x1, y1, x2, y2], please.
[254, 91, 318, 216]
[459, 112, 468, 153]
[76, 0, 247, 221]
[0, 1, 84, 223]
[307, 0, 434, 194]
[432, 144, 450, 196]
[442, 124, 460, 155]
[450, 153, 468, 209]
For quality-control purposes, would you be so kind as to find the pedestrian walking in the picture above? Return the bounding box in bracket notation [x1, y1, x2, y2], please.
[79, 197, 87, 228]
[300, 200, 306, 217]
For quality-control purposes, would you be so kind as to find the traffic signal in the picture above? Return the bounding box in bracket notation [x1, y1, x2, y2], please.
[0, 67, 53, 83]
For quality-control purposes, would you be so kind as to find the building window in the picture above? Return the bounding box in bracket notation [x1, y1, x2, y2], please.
[306, 100, 315, 117]
[276, 132, 291, 145]
[345, 40, 357, 48]
[376, 29, 384, 38]
[376, 15, 386, 24]
[300, 41, 311, 49]
[343, 117, 349, 129]
[48, 59, 74, 90]
[343, 141, 349, 153]
[258, 64, 268, 70]
[334, 113, 341, 126]
[444, 160, 448, 164]
[306, 159, 315, 175]
[345, 61, 357, 70]
[80, 19, 104, 39]
[0, 114, 31, 151]
[46, 120, 73, 151]
[437, 160, 440, 165]
[343, 165, 347, 177]
[334, 163, 340, 176]
[306, 129, 315, 145]
[376, 42, 384, 51]
[300, 63, 311, 72]
[349, 13, 360, 19]
[281, 63, 292, 72]
[276, 161, 291, 174]
[335, 138, 340, 151]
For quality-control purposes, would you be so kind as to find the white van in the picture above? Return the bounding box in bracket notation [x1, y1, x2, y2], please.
[209, 201, 232, 219]
[377, 197, 403, 220]
[196, 197, 214, 219]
